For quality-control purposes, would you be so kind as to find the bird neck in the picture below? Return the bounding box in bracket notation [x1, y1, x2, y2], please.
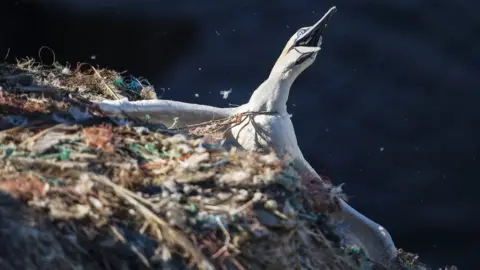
[247, 71, 297, 114]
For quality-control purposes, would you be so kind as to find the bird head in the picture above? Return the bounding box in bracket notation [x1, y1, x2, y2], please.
[270, 6, 336, 78]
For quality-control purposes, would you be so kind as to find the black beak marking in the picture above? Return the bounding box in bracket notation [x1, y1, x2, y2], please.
[295, 6, 336, 47]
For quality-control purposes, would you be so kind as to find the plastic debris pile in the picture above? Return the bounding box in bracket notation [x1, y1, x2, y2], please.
[0, 59, 431, 270]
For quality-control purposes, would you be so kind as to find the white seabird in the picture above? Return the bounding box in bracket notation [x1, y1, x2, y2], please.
[96, 6, 398, 265]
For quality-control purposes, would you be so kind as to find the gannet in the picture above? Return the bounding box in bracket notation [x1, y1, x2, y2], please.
[96, 6, 398, 265]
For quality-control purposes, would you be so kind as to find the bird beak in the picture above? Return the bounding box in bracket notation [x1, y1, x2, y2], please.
[273, 6, 337, 70]
[295, 6, 337, 47]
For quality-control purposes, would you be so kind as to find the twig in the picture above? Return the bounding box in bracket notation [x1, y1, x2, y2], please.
[228, 197, 255, 216]
[182, 111, 275, 131]
[168, 117, 179, 129]
[3, 48, 10, 61]
[110, 225, 151, 268]
[19, 123, 65, 149]
[181, 115, 231, 130]
[221, 113, 250, 136]
[139, 221, 150, 235]
[211, 216, 240, 259]
[91, 66, 121, 100]
[229, 258, 246, 270]
[0, 126, 25, 136]
[89, 174, 214, 270]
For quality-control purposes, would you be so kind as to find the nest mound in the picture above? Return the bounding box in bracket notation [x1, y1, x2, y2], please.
[0, 58, 430, 270]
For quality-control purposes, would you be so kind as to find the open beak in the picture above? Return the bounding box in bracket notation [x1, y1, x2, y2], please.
[295, 6, 337, 47]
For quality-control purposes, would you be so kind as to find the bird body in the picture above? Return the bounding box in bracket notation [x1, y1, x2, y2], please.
[228, 111, 300, 157]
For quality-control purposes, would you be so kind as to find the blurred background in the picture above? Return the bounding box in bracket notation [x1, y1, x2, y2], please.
[1, 0, 479, 268]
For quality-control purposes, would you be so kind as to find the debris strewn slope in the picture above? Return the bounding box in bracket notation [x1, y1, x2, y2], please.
[0, 59, 430, 270]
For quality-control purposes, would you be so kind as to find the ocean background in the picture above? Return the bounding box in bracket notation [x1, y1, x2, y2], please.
[1, 0, 479, 268]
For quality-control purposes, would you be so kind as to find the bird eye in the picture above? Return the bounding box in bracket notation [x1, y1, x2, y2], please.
[297, 29, 307, 37]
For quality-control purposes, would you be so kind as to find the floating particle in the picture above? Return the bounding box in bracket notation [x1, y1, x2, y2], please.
[220, 89, 232, 99]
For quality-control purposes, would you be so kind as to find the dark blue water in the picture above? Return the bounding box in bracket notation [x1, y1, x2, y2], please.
[2, 0, 479, 268]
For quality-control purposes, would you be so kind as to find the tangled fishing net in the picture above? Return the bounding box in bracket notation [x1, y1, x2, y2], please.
[0, 57, 437, 270]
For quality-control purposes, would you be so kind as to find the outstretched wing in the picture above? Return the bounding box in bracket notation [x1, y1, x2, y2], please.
[96, 98, 236, 128]
[292, 153, 398, 265]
